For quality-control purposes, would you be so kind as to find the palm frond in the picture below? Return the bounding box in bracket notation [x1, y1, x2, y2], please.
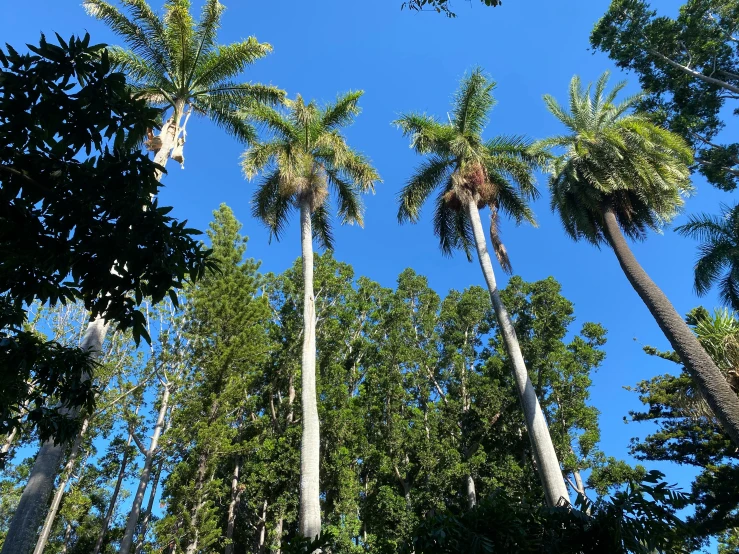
[452, 68, 495, 137]
[398, 156, 453, 223]
[84, 0, 170, 73]
[311, 203, 334, 251]
[192, 38, 272, 89]
[326, 169, 363, 226]
[187, 0, 224, 86]
[191, 95, 257, 144]
[322, 90, 363, 131]
[241, 139, 285, 179]
[252, 170, 293, 242]
[196, 82, 285, 108]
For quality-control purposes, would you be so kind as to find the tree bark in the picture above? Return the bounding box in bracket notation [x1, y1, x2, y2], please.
[93, 426, 137, 554]
[119, 383, 171, 554]
[0, 318, 107, 554]
[466, 198, 570, 507]
[224, 458, 242, 554]
[32, 417, 90, 554]
[601, 204, 739, 446]
[465, 474, 477, 509]
[135, 457, 164, 554]
[298, 199, 321, 539]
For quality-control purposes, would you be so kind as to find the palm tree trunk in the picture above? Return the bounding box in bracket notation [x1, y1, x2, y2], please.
[32, 417, 90, 554]
[135, 457, 164, 554]
[298, 199, 321, 540]
[601, 203, 739, 446]
[224, 458, 242, 554]
[0, 319, 108, 554]
[466, 198, 570, 507]
[119, 383, 171, 554]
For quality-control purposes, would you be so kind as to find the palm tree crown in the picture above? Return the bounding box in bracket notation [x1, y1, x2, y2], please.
[84, 0, 283, 143]
[541, 72, 694, 245]
[677, 203, 739, 310]
[242, 91, 380, 249]
[395, 68, 545, 271]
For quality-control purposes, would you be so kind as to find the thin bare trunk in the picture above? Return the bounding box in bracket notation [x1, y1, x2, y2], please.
[119, 384, 171, 554]
[275, 516, 284, 554]
[33, 417, 90, 554]
[135, 457, 164, 554]
[257, 500, 268, 553]
[1, 319, 107, 554]
[465, 474, 477, 509]
[93, 424, 137, 554]
[298, 199, 321, 539]
[60, 521, 72, 554]
[601, 204, 739, 446]
[466, 198, 570, 507]
[1, 426, 18, 457]
[224, 458, 242, 554]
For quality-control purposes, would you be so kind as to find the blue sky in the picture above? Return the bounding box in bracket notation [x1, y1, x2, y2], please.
[4, 0, 736, 531]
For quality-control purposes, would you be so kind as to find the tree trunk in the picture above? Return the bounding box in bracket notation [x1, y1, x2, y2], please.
[119, 383, 171, 554]
[224, 458, 242, 554]
[466, 198, 570, 507]
[601, 204, 739, 446]
[275, 516, 283, 554]
[60, 521, 72, 554]
[93, 427, 136, 554]
[465, 475, 477, 509]
[0, 318, 108, 554]
[298, 199, 321, 539]
[257, 500, 268, 553]
[32, 417, 90, 554]
[135, 457, 164, 554]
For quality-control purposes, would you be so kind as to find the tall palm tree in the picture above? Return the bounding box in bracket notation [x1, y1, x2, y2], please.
[241, 92, 380, 538]
[394, 68, 570, 507]
[541, 71, 739, 447]
[677, 203, 739, 312]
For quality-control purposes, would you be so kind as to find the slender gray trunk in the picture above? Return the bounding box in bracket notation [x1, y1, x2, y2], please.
[466, 198, 570, 507]
[93, 427, 136, 554]
[275, 516, 283, 554]
[119, 384, 171, 554]
[32, 417, 90, 554]
[135, 457, 164, 554]
[257, 500, 268, 553]
[465, 475, 477, 509]
[602, 204, 739, 446]
[1, 426, 18, 457]
[298, 200, 321, 539]
[1, 319, 107, 554]
[60, 522, 72, 554]
[224, 459, 242, 554]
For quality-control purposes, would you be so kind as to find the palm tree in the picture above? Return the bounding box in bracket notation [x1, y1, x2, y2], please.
[394, 68, 570, 507]
[541, 71, 739, 447]
[84, 0, 283, 176]
[677, 203, 739, 312]
[241, 92, 380, 538]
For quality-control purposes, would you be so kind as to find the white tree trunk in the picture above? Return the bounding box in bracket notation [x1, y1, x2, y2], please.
[224, 458, 242, 554]
[119, 384, 171, 554]
[134, 457, 164, 554]
[465, 474, 477, 509]
[298, 200, 321, 540]
[465, 199, 570, 507]
[0, 318, 107, 554]
[32, 417, 90, 554]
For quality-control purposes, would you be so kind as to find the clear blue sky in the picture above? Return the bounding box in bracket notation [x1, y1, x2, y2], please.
[4, 0, 736, 523]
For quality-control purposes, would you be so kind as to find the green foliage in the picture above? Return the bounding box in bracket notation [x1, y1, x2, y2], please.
[84, 0, 283, 143]
[676, 203, 739, 311]
[540, 72, 694, 246]
[0, 33, 210, 448]
[410, 471, 690, 553]
[591, 0, 739, 190]
[242, 92, 380, 249]
[401, 0, 503, 18]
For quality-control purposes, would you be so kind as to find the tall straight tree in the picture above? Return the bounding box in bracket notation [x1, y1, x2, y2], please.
[541, 71, 739, 446]
[242, 92, 380, 538]
[393, 68, 570, 507]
